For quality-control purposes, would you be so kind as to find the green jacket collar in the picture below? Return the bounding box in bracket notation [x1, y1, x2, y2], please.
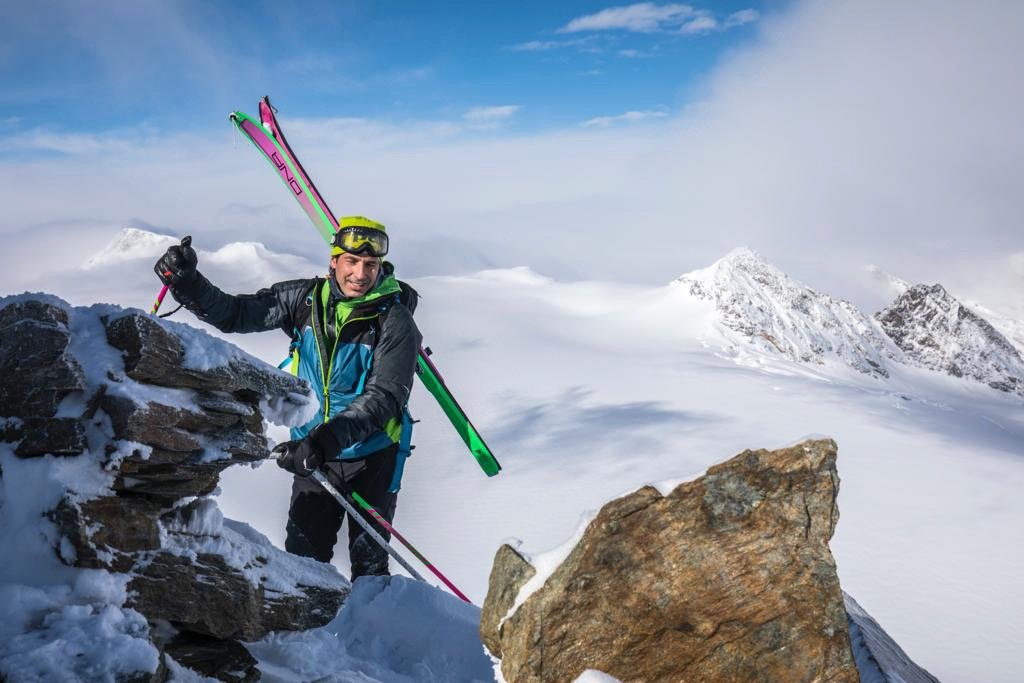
[322, 261, 402, 325]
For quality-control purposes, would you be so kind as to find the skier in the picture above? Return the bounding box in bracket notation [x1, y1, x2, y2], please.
[153, 216, 421, 579]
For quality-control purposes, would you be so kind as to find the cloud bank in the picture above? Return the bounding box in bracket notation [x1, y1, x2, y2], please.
[1, 1, 1022, 322]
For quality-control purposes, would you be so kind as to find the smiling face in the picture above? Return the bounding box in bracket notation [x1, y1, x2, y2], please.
[331, 251, 382, 297]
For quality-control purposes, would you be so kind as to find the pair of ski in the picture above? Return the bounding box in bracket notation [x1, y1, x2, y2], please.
[231, 96, 498, 603]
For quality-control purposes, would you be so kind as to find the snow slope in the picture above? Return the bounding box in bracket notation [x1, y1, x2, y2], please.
[3, 228, 1022, 682]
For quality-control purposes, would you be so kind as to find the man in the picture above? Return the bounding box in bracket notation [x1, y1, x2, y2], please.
[154, 216, 421, 579]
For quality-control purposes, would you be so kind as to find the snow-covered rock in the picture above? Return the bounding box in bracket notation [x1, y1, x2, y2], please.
[876, 283, 1024, 396]
[0, 294, 338, 681]
[674, 247, 895, 377]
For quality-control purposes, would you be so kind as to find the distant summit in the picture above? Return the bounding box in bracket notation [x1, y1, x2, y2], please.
[83, 227, 177, 269]
[877, 283, 1024, 396]
[674, 247, 894, 377]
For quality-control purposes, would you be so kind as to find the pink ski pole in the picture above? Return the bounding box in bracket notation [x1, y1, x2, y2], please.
[150, 236, 191, 315]
[350, 490, 472, 604]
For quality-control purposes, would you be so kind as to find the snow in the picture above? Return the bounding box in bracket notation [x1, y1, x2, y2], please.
[845, 592, 939, 683]
[162, 513, 347, 598]
[503, 508, 599, 625]
[246, 576, 493, 682]
[83, 227, 177, 270]
[3, 231, 1023, 681]
[573, 671, 624, 683]
[0, 445, 159, 681]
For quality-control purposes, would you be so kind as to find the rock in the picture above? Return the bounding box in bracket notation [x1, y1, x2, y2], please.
[14, 417, 87, 457]
[482, 439, 859, 683]
[480, 543, 537, 658]
[163, 632, 260, 682]
[877, 283, 1024, 395]
[0, 299, 86, 419]
[48, 495, 163, 571]
[129, 550, 348, 642]
[105, 312, 309, 402]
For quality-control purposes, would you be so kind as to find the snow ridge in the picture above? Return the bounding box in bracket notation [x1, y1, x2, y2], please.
[877, 283, 1024, 396]
[674, 247, 895, 377]
[83, 227, 177, 269]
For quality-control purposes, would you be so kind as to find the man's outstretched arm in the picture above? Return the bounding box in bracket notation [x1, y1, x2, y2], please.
[155, 241, 308, 335]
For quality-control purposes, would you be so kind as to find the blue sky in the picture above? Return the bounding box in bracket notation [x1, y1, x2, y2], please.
[2, 1, 774, 137]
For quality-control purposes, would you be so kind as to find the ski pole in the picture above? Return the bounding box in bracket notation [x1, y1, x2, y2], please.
[307, 469, 428, 584]
[150, 236, 192, 315]
[348, 490, 472, 603]
[151, 284, 171, 315]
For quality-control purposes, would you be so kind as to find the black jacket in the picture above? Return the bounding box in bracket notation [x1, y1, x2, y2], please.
[170, 265, 422, 453]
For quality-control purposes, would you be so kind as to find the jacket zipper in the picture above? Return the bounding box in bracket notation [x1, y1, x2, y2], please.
[311, 281, 381, 424]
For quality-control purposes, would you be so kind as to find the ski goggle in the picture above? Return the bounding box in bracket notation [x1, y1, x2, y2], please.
[331, 226, 389, 257]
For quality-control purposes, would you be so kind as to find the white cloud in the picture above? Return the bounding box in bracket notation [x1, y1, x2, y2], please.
[725, 9, 760, 28]
[581, 109, 669, 127]
[462, 105, 521, 123]
[507, 37, 600, 52]
[559, 3, 697, 33]
[557, 3, 756, 36]
[679, 15, 718, 35]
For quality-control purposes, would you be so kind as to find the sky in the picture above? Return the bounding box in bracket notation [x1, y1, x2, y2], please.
[1, 1, 1022, 320]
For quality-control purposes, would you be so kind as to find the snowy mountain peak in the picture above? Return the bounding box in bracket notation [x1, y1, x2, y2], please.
[83, 227, 178, 270]
[677, 246, 773, 284]
[674, 248, 894, 377]
[876, 283, 1024, 396]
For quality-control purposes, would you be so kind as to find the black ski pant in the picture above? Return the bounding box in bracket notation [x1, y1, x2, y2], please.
[284, 443, 398, 579]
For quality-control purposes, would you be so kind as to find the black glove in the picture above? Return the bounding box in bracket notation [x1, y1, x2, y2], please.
[272, 437, 325, 478]
[154, 236, 197, 287]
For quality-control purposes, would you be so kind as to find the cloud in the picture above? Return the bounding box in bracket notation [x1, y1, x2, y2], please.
[679, 15, 718, 34]
[463, 106, 521, 124]
[581, 109, 669, 127]
[725, 9, 760, 28]
[506, 37, 601, 52]
[559, 3, 699, 33]
[556, 3, 757, 36]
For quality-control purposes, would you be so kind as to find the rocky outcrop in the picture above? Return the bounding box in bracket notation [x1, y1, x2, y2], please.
[877, 283, 1024, 396]
[482, 439, 859, 682]
[0, 295, 342, 682]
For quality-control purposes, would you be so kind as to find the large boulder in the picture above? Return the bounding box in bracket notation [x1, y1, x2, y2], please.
[0, 296, 339, 682]
[481, 439, 858, 683]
